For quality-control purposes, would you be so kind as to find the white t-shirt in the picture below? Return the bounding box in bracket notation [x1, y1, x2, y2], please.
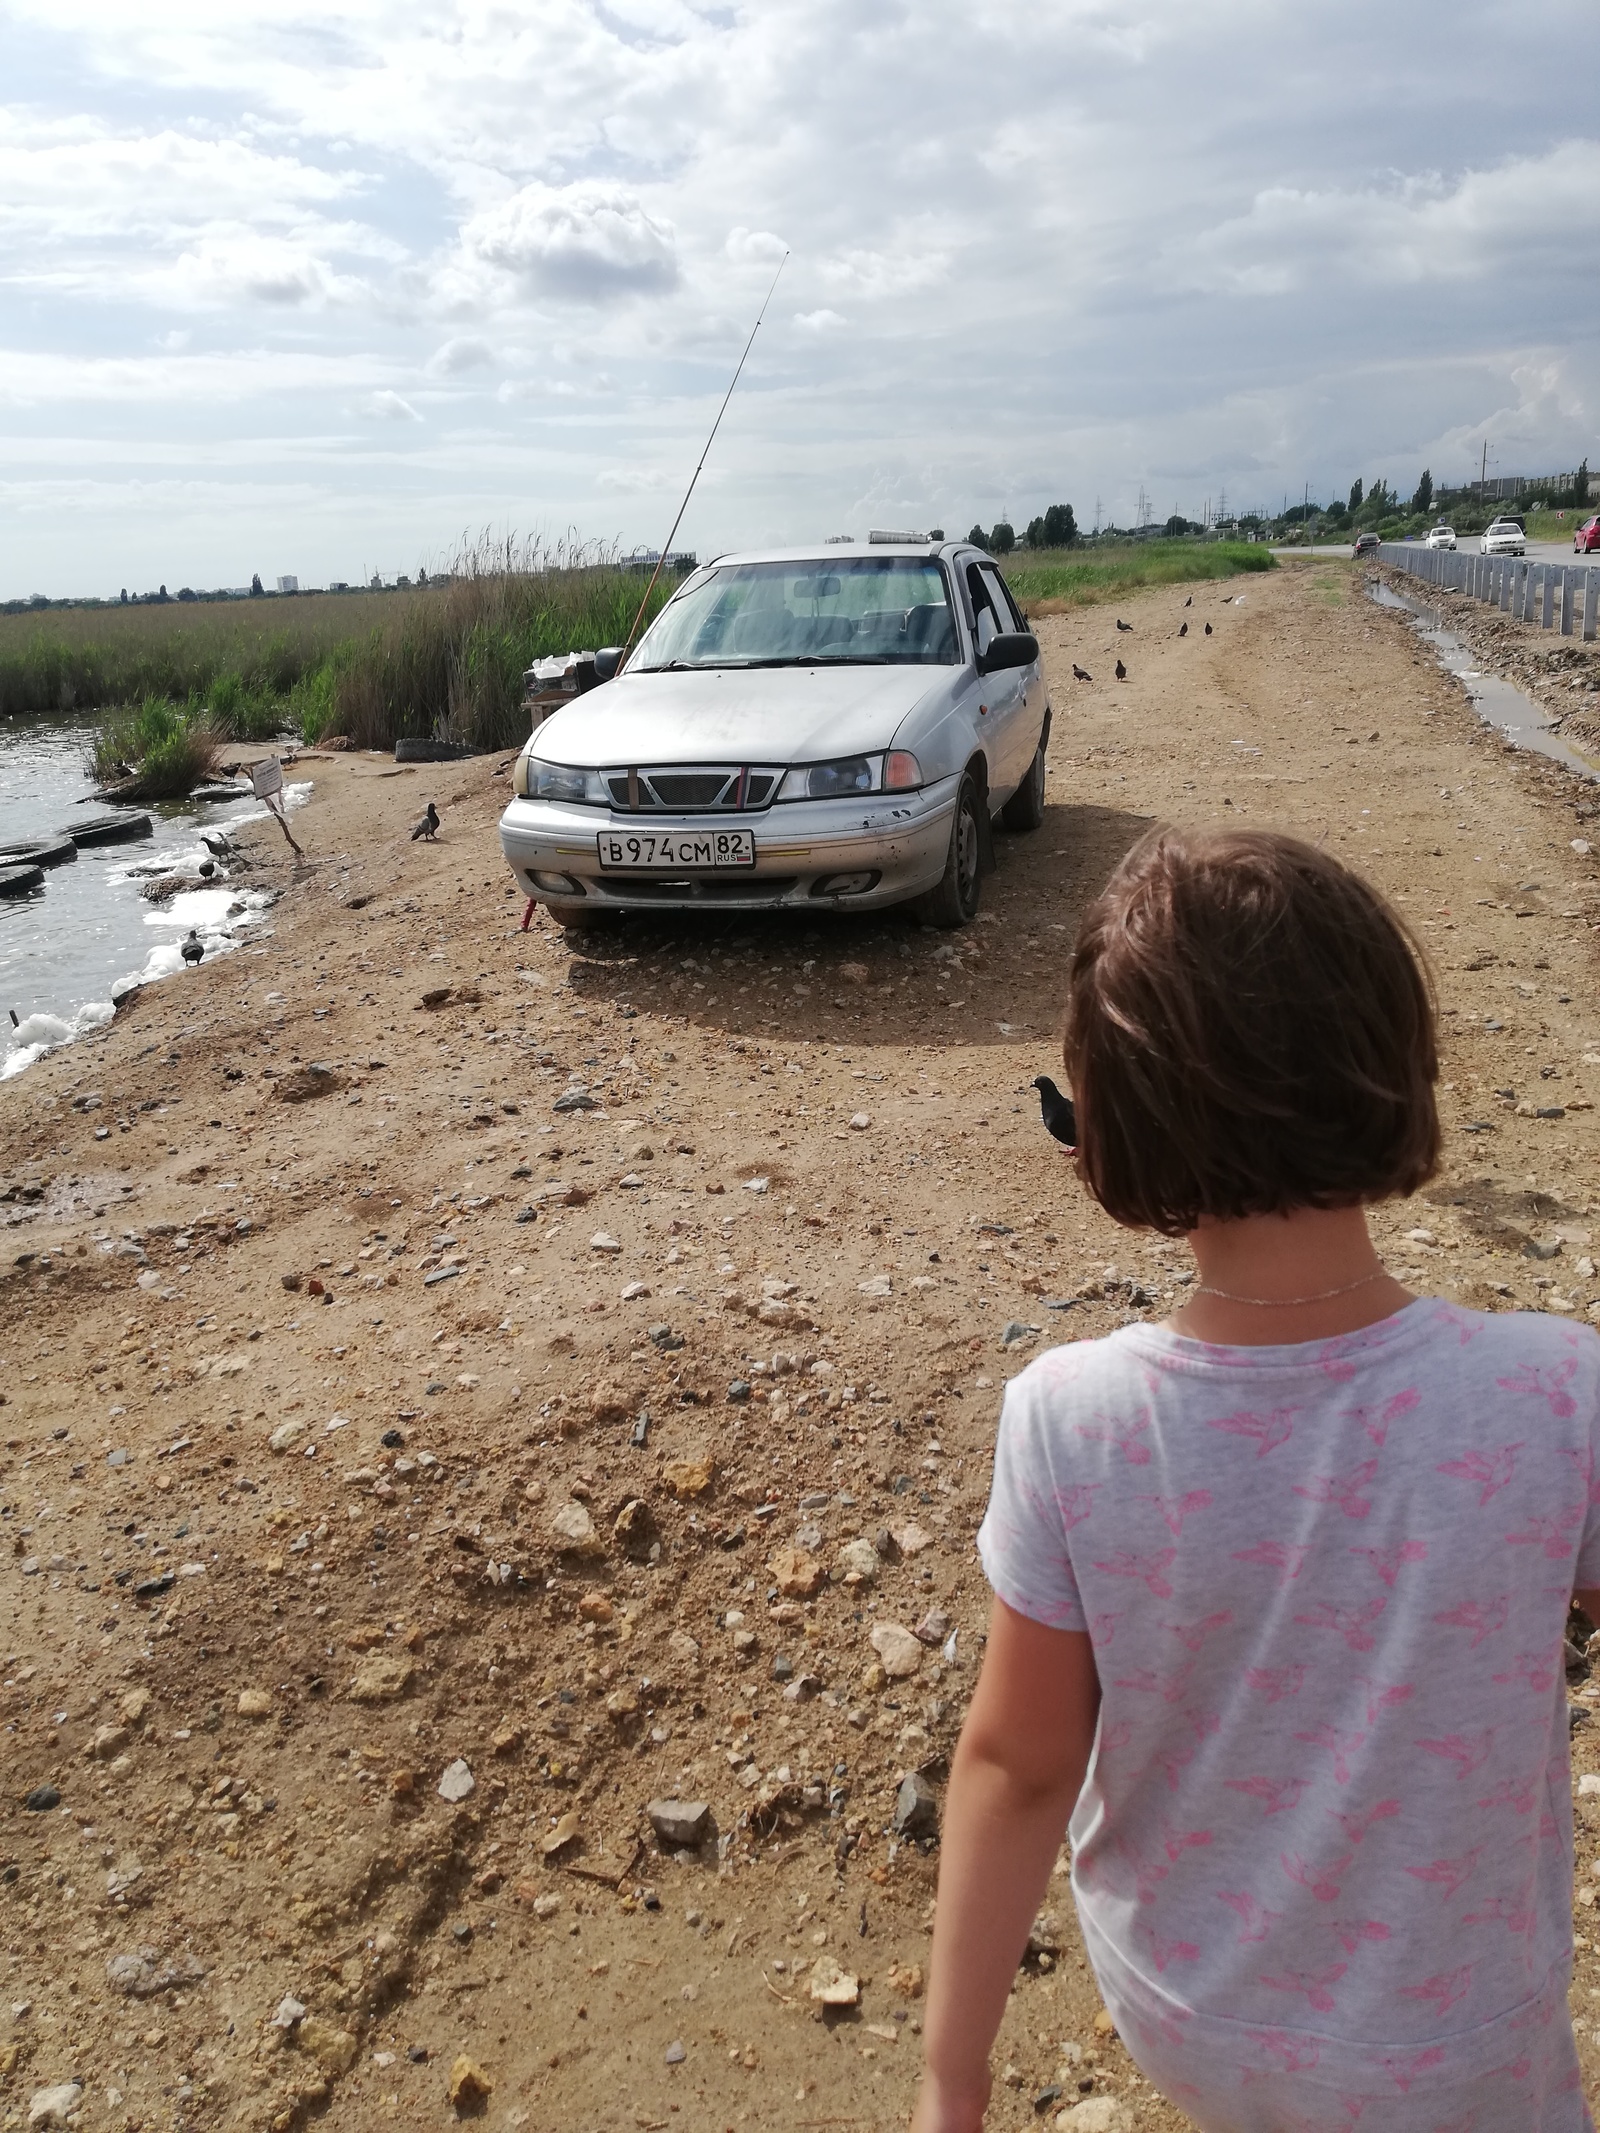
[978, 1299, 1600, 2121]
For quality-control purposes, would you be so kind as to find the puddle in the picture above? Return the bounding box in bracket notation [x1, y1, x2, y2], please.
[1369, 579, 1600, 781]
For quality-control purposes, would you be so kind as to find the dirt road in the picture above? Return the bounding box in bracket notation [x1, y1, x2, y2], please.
[5, 558, 1600, 2133]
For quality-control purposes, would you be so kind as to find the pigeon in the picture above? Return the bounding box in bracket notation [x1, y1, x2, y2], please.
[411, 802, 440, 842]
[1205, 622, 1213, 636]
[1115, 658, 1127, 681]
[1183, 595, 1192, 607]
[198, 859, 216, 879]
[1178, 622, 1188, 638]
[1116, 618, 1133, 633]
[1033, 1076, 1077, 1148]
[1072, 663, 1093, 683]
[180, 930, 204, 966]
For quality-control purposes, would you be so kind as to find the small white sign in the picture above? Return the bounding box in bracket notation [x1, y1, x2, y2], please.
[251, 758, 283, 800]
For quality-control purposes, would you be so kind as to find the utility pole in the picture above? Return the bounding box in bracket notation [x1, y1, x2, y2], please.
[1480, 439, 1487, 494]
[1093, 495, 1102, 536]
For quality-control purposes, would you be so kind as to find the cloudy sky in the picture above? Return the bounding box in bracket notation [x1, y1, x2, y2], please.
[3, 0, 1598, 598]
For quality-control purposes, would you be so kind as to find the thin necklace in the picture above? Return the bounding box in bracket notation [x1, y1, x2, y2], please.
[1190, 1267, 1389, 1308]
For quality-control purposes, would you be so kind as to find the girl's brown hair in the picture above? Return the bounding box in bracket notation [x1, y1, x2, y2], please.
[1063, 826, 1440, 1234]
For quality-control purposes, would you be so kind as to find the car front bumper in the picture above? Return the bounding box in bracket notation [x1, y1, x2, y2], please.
[498, 778, 958, 914]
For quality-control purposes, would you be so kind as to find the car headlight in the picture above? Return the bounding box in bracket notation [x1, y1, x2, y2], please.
[527, 760, 609, 805]
[774, 752, 924, 801]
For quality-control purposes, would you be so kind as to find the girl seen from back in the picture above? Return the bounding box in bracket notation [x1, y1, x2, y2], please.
[911, 826, 1600, 2133]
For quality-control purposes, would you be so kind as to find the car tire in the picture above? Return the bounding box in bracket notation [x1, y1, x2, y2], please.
[1000, 726, 1048, 832]
[918, 771, 983, 928]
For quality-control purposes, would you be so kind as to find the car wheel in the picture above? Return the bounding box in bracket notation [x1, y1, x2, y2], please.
[919, 771, 983, 928]
[1000, 726, 1048, 831]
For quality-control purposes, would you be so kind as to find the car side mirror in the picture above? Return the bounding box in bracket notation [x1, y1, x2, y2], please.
[977, 631, 1039, 675]
[593, 646, 624, 682]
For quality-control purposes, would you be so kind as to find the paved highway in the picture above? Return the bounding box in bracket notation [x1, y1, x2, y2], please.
[1286, 539, 1591, 566]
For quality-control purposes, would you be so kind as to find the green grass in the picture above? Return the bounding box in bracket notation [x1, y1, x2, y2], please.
[1003, 540, 1276, 612]
[88, 698, 220, 801]
[0, 536, 675, 757]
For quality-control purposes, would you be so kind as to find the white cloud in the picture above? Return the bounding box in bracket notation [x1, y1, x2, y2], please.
[461, 182, 678, 302]
[363, 389, 422, 421]
[793, 308, 845, 333]
[726, 226, 787, 265]
[426, 335, 494, 376]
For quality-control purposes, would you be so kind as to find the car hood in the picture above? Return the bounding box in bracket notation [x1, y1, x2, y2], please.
[528, 664, 956, 767]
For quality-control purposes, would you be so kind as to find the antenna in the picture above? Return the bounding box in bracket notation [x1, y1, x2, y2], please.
[621, 252, 789, 656]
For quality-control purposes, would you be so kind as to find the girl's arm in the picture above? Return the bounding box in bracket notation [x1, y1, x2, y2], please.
[910, 1598, 1102, 2133]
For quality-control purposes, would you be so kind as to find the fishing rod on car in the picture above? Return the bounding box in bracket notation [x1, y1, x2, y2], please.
[619, 250, 789, 660]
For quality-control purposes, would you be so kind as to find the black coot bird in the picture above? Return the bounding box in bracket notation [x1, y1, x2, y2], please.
[181, 930, 204, 966]
[1183, 594, 1192, 607]
[1033, 1076, 1077, 1148]
[1205, 622, 1214, 636]
[1178, 621, 1188, 637]
[412, 802, 440, 842]
[1115, 657, 1127, 681]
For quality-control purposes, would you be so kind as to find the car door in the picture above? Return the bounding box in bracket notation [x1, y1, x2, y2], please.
[965, 561, 1030, 797]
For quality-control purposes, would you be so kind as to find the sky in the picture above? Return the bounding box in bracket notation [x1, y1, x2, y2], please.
[3, 0, 1599, 599]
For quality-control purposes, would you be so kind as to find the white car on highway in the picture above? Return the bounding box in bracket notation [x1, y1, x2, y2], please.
[498, 539, 1050, 929]
[1424, 524, 1456, 550]
[1480, 518, 1526, 557]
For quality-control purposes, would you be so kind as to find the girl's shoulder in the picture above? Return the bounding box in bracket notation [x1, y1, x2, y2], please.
[1004, 1297, 1600, 1412]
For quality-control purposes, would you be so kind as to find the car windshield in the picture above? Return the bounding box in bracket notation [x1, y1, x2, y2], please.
[629, 557, 958, 670]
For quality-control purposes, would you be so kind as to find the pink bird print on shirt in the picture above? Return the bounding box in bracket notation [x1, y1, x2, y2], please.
[1132, 1921, 1201, 1973]
[1490, 1650, 1560, 1692]
[1207, 1406, 1297, 1456]
[1293, 1457, 1380, 1518]
[1348, 1539, 1429, 1587]
[1403, 1846, 1485, 1901]
[1504, 1508, 1583, 1561]
[1244, 2028, 1322, 2074]
[1496, 1358, 1579, 1417]
[1219, 1890, 1283, 1943]
[1464, 1880, 1537, 1936]
[1258, 1960, 1347, 2012]
[1074, 1411, 1153, 1464]
[1354, 1677, 1416, 1725]
[1247, 1663, 1309, 1703]
[1232, 1540, 1312, 1584]
[1292, 1597, 1387, 1650]
[1292, 1724, 1368, 1784]
[1475, 1773, 1539, 1815]
[1281, 1850, 1353, 1901]
[1416, 1729, 1495, 1779]
[1091, 1546, 1177, 1597]
[1397, 1965, 1474, 2016]
[1369, 2045, 1446, 2092]
[1158, 1820, 1214, 1863]
[1109, 1663, 1196, 1704]
[1328, 1797, 1401, 1844]
[1327, 1917, 1392, 1954]
[1054, 1482, 1103, 1530]
[1224, 1774, 1310, 1816]
[1559, 1444, 1600, 1507]
[1435, 1442, 1523, 1505]
[1348, 1387, 1421, 1447]
[1431, 1593, 1510, 1647]
[1135, 1487, 1213, 1535]
[1167, 1610, 1233, 1652]
[1097, 1719, 1133, 1754]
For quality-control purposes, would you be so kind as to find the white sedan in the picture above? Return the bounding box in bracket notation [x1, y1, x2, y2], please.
[1424, 524, 1456, 550]
[1480, 519, 1526, 556]
[498, 539, 1050, 929]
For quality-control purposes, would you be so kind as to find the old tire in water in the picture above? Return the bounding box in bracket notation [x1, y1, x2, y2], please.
[918, 770, 983, 929]
[394, 738, 473, 763]
[0, 863, 46, 899]
[0, 836, 77, 868]
[67, 813, 153, 848]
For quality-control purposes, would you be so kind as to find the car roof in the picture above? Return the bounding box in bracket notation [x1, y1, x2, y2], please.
[702, 542, 972, 568]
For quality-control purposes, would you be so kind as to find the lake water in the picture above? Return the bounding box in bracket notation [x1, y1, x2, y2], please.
[0, 715, 306, 1078]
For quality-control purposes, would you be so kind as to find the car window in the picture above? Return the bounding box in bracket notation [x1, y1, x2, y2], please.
[979, 565, 1024, 633]
[630, 557, 958, 669]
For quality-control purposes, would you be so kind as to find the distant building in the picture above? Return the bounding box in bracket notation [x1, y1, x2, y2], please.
[277, 574, 299, 594]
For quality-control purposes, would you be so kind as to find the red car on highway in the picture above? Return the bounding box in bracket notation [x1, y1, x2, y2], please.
[1575, 516, 1600, 554]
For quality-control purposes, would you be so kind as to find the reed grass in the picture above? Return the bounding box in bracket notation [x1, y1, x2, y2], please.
[3, 534, 673, 758]
[88, 699, 220, 801]
[1004, 539, 1276, 612]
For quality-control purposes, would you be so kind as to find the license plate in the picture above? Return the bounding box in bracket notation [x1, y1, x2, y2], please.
[597, 829, 755, 870]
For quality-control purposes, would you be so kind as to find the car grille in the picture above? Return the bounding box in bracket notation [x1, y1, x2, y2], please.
[601, 765, 782, 813]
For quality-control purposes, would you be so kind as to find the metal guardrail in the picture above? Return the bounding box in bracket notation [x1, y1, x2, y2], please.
[1376, 541, 1599, 642]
